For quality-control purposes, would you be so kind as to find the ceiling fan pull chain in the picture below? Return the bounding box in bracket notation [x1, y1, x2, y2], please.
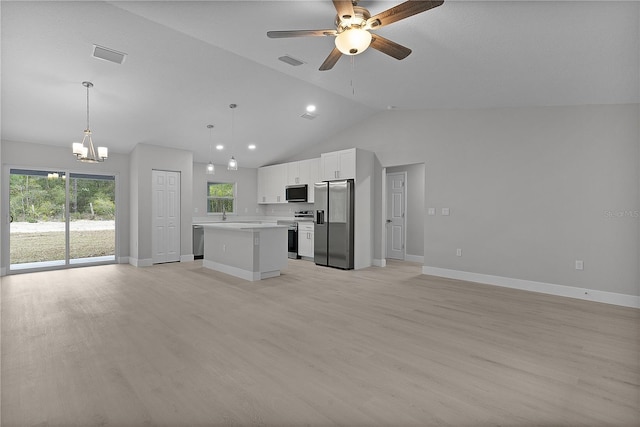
[351, 56, 356, 96]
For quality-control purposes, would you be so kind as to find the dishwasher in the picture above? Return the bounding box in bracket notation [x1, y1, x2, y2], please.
[193, 225, 204, 259]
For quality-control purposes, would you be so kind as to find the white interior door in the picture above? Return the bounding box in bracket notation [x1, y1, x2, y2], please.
[152, 170, 180, 264]
[386, 172, 406, 260]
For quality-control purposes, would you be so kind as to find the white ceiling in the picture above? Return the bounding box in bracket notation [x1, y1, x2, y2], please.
[2, 1, 638, 168]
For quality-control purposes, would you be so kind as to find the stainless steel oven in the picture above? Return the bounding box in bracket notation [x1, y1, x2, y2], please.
[277, 220, 299, 259]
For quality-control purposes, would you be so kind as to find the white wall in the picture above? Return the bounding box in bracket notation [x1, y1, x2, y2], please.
[129, 143, 192, 266]
[1, 140, 130, 272]
[192, 162, 262, 218]
[0, 139, 3, 275]
[296, 104, 640, 299]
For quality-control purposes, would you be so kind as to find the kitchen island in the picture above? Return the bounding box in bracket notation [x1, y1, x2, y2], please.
[199, 223, 288, 281]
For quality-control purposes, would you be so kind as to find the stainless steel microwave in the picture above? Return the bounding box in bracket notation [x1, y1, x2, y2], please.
[285, 184, 308, 202]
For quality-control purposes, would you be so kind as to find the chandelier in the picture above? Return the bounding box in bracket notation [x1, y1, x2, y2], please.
[72, 81, 108, 163]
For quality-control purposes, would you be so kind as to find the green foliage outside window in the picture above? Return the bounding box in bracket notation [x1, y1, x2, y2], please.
[207, 182, 235, 214]
[9, 173, 115, 222]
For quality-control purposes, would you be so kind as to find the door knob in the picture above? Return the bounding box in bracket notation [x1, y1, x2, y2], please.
[386, 219, 391, 223]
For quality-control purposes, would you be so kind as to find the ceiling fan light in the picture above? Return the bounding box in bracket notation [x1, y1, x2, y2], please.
[335, 28, 372, 55]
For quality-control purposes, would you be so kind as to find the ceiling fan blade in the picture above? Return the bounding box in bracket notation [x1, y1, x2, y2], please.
[267, 29, 337, 38]
[370, 34, 412, 60]
[333, 0, 356, 21]
[319, 47, 343, 71]
[367, 0, 444, 29]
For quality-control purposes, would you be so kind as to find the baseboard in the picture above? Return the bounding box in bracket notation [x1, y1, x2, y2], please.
[405, 254, 424, 263]
[0, 267, 5, 276]
[180, 254, 195, 262]
[117, 256, 129, 264]
[129, 258, 153, 268]
[422, 266, 640, 309]
[203, 259, 274, 282]
[373, 258, 386, 267]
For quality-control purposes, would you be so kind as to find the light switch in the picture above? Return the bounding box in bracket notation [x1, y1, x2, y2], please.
[575, 260, 584, 270]
[442, 208, 450, 216]
[456, 248, 462, 257]
[428, 208, 436, 216]
[194, 207, 199, 213]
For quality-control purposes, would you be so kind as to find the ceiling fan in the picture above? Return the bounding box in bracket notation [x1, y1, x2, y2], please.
[267, 0, 444, 71]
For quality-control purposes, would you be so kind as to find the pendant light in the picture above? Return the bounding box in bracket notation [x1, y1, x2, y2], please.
[206, 124, 215, 175]
[72, 81, 108, 163]
[227, 103, 238, 171]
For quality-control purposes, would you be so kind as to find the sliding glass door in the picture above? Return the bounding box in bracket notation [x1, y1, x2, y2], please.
[68, 173, 116, 264]
[9, 169, 116, 271]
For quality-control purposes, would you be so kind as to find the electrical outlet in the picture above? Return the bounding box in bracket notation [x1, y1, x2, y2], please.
[428, 208, 436, 216]
[194, 207, 199, 213]
[456, 248, 462, 257]
[575, 260, 584, 270]
[442, 208, 450, 216]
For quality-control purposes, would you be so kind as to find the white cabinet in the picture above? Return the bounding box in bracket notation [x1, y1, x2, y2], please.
[320, 148, 356, 181]
[297, 222, 314, 258]
[287, 162, 301, 185]
[257, 164, 287, 204]
[300, 158, 319, 203]
[258, 158, 320, 203]
[257, 167, 267, 204]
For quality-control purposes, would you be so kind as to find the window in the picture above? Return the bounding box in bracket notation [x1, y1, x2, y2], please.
[207, 182, 235, 214]
[9, 169, 116, 272]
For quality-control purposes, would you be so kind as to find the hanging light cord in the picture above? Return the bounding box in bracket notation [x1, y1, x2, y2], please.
[231, 104, 236, 150]
[209, 126, 213, 158]
[85, 83, 91, 132]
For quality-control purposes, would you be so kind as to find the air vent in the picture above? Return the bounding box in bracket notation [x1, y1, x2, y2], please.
[301, 113, 317, 120]
[92, 44, 127, 64]
[278, 55, 305, 67]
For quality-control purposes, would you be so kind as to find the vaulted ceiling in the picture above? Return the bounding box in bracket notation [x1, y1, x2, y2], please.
[2, 1, 638, 168]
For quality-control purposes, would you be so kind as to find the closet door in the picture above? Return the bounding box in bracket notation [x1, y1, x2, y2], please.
[152, 170, 180, 264]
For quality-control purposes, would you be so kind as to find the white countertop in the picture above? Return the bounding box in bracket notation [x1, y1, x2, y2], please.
[199, 222, 288, 231]
[192, 216, 282, 225]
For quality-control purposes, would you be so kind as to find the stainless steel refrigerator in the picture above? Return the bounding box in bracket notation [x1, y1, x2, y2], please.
[314, 180, 354, 269]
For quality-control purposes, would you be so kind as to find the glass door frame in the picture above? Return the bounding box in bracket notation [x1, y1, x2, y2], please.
[3, 164, 119, 274]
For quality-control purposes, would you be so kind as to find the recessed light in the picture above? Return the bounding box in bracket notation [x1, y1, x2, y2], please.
[216, 144, 224, 150]
[248, 144, 256, 150]
[306, 105, 316, 113]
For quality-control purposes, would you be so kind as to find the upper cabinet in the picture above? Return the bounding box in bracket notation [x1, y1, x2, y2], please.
[299, 158, 320, 203]
[320, 148, 356, 181]
[258, 158, 319, 204]
[257, 164, 286, 204]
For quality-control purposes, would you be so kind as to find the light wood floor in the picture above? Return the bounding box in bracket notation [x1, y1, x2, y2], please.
[1, 260, 639, 426]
